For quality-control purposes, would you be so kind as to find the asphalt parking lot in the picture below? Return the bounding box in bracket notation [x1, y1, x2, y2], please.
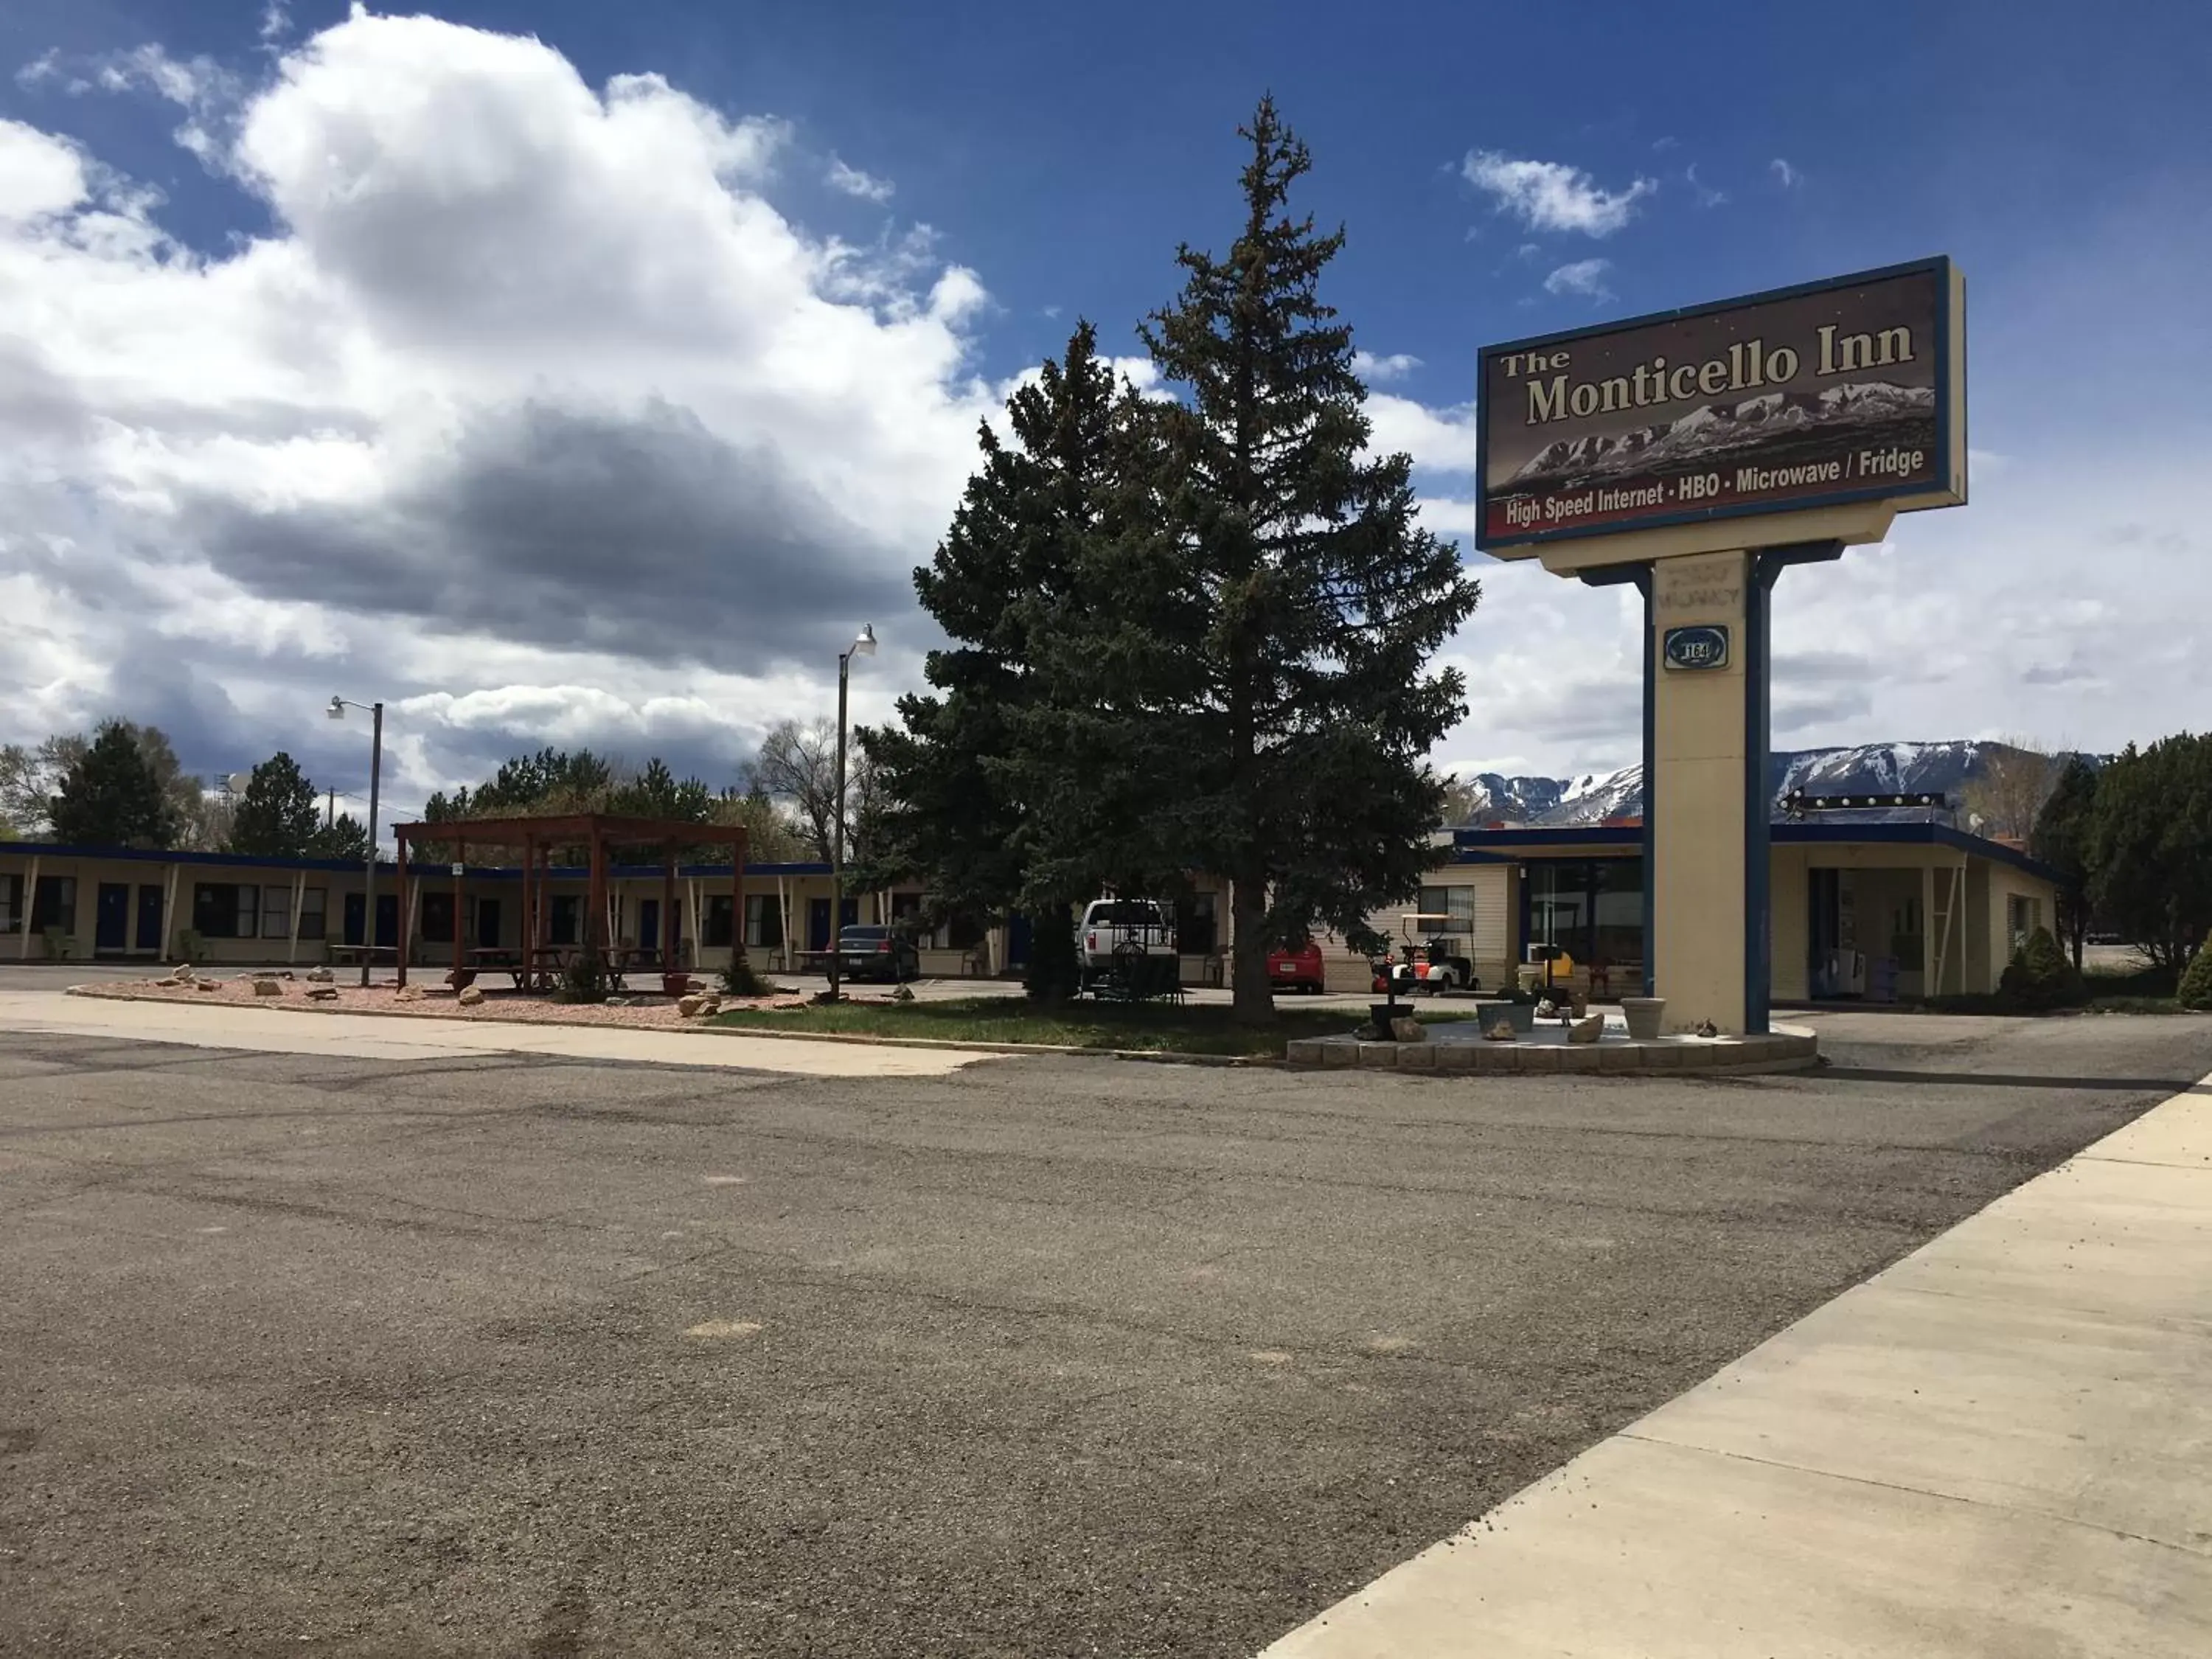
[4, 1012, 2208, 1658]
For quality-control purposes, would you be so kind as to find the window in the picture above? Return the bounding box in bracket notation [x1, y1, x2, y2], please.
[261, 884, 291, 941]
[192, 882, 257, 939]
[31, 876, 76, 933]
[1417, 885, 1476, 936]
[549, 895, 580, 946]
[703, 895, 733, 948]
[945, 909, 986, 951]
[745, 893, 783, 949]
[2008, 893, 2044, 952]
[1524, 860, 1644, 970]
[420, 891, 455, 941]
[298, 887, 327, 942]
[0, 874, 20, 934]
[1175, 893, 1218, 955]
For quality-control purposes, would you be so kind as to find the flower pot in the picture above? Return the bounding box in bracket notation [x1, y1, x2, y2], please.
[661, 972, 691, 998]
[1621, 996, 1666, 1042]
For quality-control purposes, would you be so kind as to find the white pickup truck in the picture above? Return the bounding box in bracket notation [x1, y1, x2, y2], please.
[1076, 898, 1176, 983]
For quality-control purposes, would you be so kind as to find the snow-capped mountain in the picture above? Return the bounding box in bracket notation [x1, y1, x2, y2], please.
[1453, 741, 2053, 829]
[1507, 380, 1935, 487]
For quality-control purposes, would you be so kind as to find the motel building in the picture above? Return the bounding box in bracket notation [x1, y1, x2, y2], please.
[4, 802, 2060, 1008]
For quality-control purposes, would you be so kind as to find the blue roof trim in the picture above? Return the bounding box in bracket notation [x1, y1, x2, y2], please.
[1450, 821, 2062, 885]
[0, 842, 832, 880]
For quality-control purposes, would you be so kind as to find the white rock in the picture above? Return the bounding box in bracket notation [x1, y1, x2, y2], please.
[457, 985, 484, 1006]
[677, 995, 704, 1017]
[1568, 1013, 1604, 1043]
[1388, 1016, 1425, 1043]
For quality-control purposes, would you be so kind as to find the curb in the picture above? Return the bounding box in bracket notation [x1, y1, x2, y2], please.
[1284, 1029, 1820, 1077]
[60, 984, 1284, 1068]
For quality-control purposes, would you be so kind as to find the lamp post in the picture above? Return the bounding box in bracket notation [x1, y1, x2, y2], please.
[327, 696, 383, 987]
[827, 623, 876, 1003]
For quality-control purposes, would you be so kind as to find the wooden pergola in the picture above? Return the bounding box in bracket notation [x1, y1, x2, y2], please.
[387, 813, 748, 990]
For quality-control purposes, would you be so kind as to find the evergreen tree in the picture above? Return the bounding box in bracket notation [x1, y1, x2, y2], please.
[1056, 97, 1481, 1020]
[2030, 754, 2099, 970]
[48, 720, 181, 849]
[867, 321, 1150, 1000]
[310, 812, 372, 862]
[2177, 928, 2212, 1011]
[2087, 732, 2212, 970]
[229, 751, 322, 858]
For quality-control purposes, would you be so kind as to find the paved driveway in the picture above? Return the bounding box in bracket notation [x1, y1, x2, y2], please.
[4, 1012, 2208, 1657]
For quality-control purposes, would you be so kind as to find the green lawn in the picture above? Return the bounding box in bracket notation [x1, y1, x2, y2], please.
[709, 995, 1477, 1057]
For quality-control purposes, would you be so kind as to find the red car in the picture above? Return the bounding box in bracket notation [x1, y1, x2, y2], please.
[1267, 940, 1326, 994]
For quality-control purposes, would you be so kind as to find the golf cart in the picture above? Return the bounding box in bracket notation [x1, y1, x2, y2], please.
[1371, 913, 1478, 998]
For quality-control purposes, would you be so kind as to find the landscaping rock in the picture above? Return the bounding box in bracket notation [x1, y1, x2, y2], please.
[195, 978, 219, 992]
[1485, 1020, 1518, 1042]
[1694, 1019, 1719, 1039]
[677, 995, 704, 1017]
[457, 985, 485, 1006]
[1568, 1013, 1604, 1043]
[251, 978, 283, 997]
[173, 963, 192, 980]
[1388, 1016, 1425, 1043]
[394, 985, 425, 1003]
[305, 986, 340, 1001]
[305, 966, 335, 984]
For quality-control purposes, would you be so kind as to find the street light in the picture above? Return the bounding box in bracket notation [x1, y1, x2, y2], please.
[828, 624, 876, 1003]
[327, 695, 384, 987]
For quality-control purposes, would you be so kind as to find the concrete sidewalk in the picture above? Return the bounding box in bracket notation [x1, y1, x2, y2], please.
[0, 988, 998, 1077]
[1264, 1070, 2212, 1658]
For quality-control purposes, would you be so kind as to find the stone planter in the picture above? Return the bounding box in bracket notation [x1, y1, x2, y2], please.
[1474, 1000, 1536, 1034]
[1621, 996, 1667, 1042]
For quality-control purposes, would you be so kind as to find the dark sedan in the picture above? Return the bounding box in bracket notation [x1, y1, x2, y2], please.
[836, 925, 920, 983]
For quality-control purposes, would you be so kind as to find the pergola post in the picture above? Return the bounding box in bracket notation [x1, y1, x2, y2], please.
[586, 821, 608, 959]
[394, 830, 409, 988]
[520, 835, 534, 978]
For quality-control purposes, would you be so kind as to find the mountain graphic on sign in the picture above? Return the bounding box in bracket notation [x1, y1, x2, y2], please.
[1508, 381, 1935, 487]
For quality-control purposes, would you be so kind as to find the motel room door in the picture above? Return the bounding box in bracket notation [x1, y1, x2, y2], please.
[94, 883, 131, 953]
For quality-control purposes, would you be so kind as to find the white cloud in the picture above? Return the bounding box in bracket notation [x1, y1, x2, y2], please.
[1543, 257, 1613, 302]
[1352, 349, 1420, 383]
[0, 10, 1001, 809]
[1771, 157, 1801, 187]
[825, 154, 894, 204]
[1366, 394, 1476, 474]
[1461, 150, 1655, 236]
[1686, 163, 1727, 208]
[260, 4, 292, 46]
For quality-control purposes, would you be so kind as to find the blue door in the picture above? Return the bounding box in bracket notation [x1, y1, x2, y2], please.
[476, 898, 501, 949]
[1007, 913, 1032, 968]
[638, 899, 660, 957]
[95, 883, 130, 952]
[135, 885, 164, 951]
[808, 897, 832, 951]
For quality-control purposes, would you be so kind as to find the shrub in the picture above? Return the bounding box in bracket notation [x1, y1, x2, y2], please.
[553, 947, 609, 1005]
[719, 953, 772, 999]
[1997, 927, 2087, 1012]
[41, 925, 75, 961]
[171, 928, 208, 964]
[2178, 931, 2212, 1012]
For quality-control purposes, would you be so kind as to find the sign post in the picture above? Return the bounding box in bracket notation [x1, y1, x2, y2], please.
[1477, 259, 1966, 1034]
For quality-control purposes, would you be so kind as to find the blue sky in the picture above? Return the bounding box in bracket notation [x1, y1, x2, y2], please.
[2, 0, 2208, 819]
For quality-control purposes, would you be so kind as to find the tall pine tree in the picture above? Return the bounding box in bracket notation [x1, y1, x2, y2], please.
[867, 321, 1152, 998]
[48, 720, 181, 849]
[229, 751, 322, 858]
[1059, 97, 1481, 1020]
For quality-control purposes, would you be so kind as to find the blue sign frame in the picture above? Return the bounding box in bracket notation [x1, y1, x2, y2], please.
[1475, 256, 1963, 552]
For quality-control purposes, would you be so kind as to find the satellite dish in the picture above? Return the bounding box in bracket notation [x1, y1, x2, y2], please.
[226, 773, 248, 794]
